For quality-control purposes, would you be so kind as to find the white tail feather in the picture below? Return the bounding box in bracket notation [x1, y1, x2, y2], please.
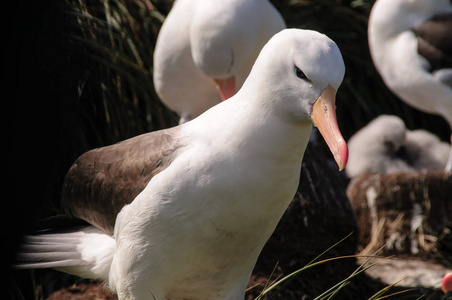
[15, 226, 115, 281]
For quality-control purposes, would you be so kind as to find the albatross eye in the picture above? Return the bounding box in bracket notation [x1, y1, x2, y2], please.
[295, 66, 308, 80]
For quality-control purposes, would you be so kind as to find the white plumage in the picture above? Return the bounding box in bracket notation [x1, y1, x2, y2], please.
[404, 129, 451, 170]
[16, 29, 348, 300]
[346, 115, 451, 177]
[368, 0, 452, 171]
[153, 0, 286, 123]
[346, 115, 414, 177]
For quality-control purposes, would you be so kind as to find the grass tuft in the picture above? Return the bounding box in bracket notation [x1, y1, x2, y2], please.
[253, 235, 413, 300]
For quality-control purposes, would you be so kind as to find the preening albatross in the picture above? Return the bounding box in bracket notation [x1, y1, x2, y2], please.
[404, 128, 451, 170]
[346, 115, 414, 177]
[16, 29, 348, 300]
[345, 114, 451, 177]
[153, 0, 286, 123]
[368, 0, 452, 171]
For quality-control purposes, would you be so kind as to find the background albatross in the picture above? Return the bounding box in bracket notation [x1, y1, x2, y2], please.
[368, 0, 452, 171]
[16, 29, 348, 300]
[153, 0, 286, 123]
[346, 114, 451, 177]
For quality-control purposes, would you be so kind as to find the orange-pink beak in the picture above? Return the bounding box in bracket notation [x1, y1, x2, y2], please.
[443, 272, 452, 294]
[214, 77, 236, 100]
[311, 86, 348, 171]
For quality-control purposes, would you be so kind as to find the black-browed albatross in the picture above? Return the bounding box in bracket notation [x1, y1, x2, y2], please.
[16, 29, 348, 300]
[368, 0, 452, 171]
[345, 114, 451, 177]
[153, 0, 286, 124]
[345, 115, 414, 177]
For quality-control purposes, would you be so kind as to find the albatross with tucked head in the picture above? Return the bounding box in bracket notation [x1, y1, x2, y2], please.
[368, 0, 452, 171]
[346, 115, 414, 177]
[153, 0, 286, 124]
[16, 29, 348, 300]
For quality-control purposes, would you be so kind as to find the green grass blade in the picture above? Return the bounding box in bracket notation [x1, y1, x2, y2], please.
[306, 232, 354, 267]
[257, 233, 355, 298]
[368, 277, 412, 300]
[254, 262, 282, 300]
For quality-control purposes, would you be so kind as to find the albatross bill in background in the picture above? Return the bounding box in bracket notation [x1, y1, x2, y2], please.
[153, 0, 286, 124]
[15, 29, 348, 300]
[443, 272, 452, 293]
[368, 0, 452, 171]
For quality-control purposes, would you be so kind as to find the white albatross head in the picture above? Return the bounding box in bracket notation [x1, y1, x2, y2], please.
[240, 29, 348, 170]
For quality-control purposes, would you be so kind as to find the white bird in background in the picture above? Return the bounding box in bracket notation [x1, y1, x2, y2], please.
[368, 0, 452, 171]
[404, 129, 451, 170]
[153, 0, 286, 124]
[346, 115, 414, 178]
[16, 29, 348, 300]
[346, 114, 451, 177]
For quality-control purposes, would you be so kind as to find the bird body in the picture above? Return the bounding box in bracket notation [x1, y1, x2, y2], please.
[16, 29, 347, 300]
[153, 0, 286, 123]
[346, 115, 414, 177]
[368, 0, 452, 170]
[368, 0, 452, 123]
[109, 98, 313, 299]
[404, 129, 451, 170]
[346, 115, 451, 177]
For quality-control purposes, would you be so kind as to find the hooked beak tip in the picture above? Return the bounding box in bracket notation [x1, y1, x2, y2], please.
[335, 141, 349, 171]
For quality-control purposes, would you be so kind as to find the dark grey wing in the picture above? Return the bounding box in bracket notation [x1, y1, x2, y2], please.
[412, 12, 452, 86]
[61, 126, 186, 234]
